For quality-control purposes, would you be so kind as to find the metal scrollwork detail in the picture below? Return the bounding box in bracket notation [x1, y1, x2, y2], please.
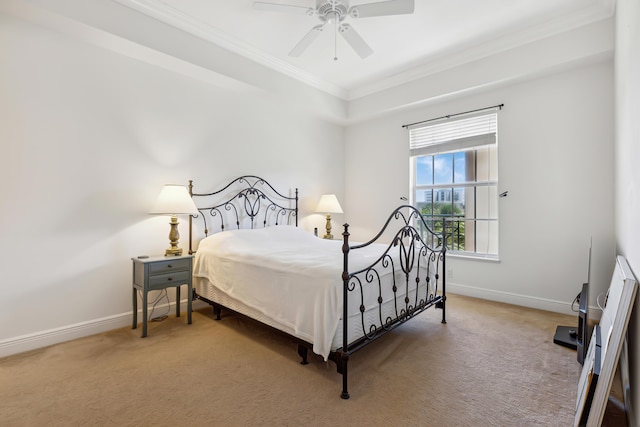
[343, 205, 446, 352]
[188, 175, 299, 255]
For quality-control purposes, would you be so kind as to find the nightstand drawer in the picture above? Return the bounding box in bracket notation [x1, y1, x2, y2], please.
[148, 270, 190, 289]
[149, 258, 191, 274]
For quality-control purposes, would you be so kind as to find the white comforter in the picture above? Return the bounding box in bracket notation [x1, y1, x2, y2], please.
[193, 226, 387, 360]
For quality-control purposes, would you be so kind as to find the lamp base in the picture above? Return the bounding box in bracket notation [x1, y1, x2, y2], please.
[323, 213, 333, 240]
[165, 247, 183, 256]
[165, 215, 183, 256]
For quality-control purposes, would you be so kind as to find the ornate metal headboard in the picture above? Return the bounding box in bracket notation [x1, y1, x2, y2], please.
[188, 175, 298, 254]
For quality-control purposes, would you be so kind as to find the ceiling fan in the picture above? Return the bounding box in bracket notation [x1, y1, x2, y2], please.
[253, 0, 415, 60]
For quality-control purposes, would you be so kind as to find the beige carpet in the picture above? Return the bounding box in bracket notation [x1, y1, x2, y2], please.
[0, 294, 582, 426]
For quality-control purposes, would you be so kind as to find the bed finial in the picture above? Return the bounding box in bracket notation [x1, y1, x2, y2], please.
[295, 188, 299, 227]
[342, 223, 350, 274]
[188, 179, 194, 254]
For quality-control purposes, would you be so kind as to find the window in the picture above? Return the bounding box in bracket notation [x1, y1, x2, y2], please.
[409, 111, 499, 258]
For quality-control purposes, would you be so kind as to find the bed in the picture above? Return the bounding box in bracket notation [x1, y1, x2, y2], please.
[188, 175, 447, 399]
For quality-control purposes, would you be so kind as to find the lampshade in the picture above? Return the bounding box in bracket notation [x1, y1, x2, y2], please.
[149, 184, 198, 215]
[315, 194, 343, 214]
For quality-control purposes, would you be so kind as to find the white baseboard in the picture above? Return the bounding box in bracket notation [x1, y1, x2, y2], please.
[0, 313, 132, 359]
[0, 287, 592, 359]
[447, 282, 601, 320]
[0, 299, 207, 359]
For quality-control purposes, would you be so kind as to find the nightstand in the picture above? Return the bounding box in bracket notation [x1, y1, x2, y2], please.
[131, 254, 193, 337]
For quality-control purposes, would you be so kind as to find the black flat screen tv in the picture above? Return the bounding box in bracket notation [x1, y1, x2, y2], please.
[576, 281, 589, 365]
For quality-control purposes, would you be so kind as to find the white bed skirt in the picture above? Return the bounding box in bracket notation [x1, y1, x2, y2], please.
[194, 276, 434, 356]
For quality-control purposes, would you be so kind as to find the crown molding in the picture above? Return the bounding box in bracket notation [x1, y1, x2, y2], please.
[112, 0, 348, 99]
[111, 0, 615, 103]
[347, 0, 616, 100]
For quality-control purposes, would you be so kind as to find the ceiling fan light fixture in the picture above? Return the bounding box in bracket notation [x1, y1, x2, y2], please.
[325, 10, 341, 24]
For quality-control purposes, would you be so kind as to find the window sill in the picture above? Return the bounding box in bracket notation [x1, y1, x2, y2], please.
[447, 252, 500, 262]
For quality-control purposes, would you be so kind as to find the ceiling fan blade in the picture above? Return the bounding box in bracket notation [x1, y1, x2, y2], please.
[289, 24, 325, 57]
[253, 1, 315, 15]
[339, 24, 373, 58]
[349, 0, 414, 18]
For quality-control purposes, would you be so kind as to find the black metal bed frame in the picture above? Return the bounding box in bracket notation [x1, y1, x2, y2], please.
[188, 175, 298, 254]
[188, 176, 447, 399]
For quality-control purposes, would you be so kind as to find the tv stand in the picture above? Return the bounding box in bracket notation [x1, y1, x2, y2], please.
[553, 325, 577, 350]
[554, 282, 589, 364]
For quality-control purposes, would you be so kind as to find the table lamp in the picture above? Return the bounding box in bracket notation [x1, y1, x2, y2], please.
[315, 194, 343, 239]
[150, 184, 199, 256]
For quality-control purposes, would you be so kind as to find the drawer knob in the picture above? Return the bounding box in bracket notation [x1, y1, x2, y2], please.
[167, 277, 173, 281]
[167, 265, 172, 268]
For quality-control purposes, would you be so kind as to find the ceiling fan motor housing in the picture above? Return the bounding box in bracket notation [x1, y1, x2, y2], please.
[317, 0, 349, 22]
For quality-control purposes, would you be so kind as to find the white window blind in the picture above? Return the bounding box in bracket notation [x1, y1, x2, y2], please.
[409, 113, 497, 157]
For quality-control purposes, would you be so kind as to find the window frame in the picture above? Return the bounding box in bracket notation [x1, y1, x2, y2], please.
[408, 111, 500, 259]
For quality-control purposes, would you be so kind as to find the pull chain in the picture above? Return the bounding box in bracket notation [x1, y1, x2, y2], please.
[334, 19, 338, 60]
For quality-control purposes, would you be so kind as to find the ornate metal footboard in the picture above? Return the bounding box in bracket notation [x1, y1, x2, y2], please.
[332, 205, 447, 399]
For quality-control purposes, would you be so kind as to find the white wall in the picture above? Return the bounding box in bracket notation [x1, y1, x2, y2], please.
[0, 0, 618, 362]
[0, 8, 344, 355]
[348, 18, 614, 122]
[345, 60, 615, 315]
[615, 0, 640, 424]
